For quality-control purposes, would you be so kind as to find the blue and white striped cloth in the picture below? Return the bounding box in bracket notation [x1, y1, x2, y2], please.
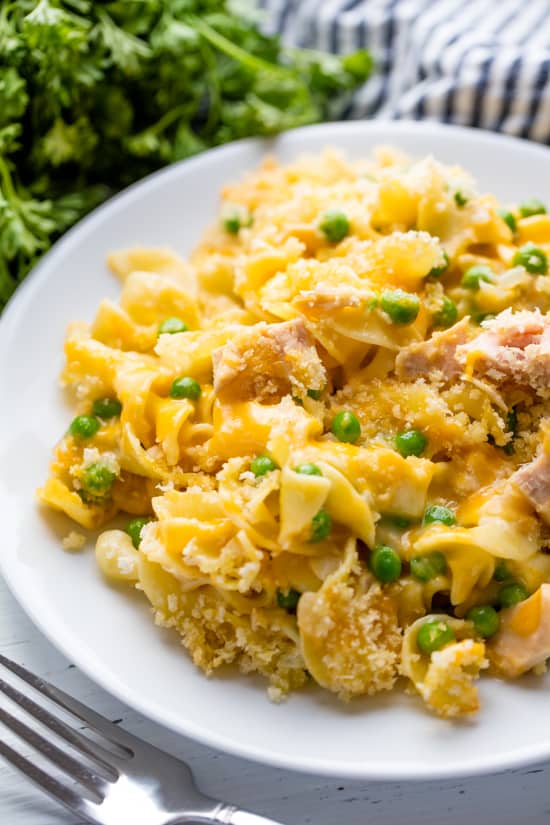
[260, 0, 550, 143]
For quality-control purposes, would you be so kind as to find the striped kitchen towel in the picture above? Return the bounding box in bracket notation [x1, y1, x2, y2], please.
[260, 0, 550, 143]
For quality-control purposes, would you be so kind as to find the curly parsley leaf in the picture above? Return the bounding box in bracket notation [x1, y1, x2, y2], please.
[0, 0, 373, 311]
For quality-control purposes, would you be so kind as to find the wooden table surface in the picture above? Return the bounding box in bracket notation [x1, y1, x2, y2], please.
[1, 575, 549, 824]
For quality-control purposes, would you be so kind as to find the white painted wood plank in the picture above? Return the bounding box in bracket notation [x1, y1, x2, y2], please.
[2, 575, 550, 824]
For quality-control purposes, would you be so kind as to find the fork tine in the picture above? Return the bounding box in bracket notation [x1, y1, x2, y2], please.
[0, 655, 136, 754]
[0, 704, 109, 799]
[0, 673, 119, 776]
[0, 738, 100, 824]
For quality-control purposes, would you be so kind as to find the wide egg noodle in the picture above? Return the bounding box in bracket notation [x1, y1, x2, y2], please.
[400, 615, 487, 718]
[38, 146, 550, 714]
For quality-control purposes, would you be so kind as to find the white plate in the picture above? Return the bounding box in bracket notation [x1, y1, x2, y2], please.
[2, 121, 550, 780]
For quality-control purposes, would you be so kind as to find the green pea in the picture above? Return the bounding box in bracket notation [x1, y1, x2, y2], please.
[504, 407, 518, 455]
[79, 462, 117, 502]
[370, 544, 402, 583]
[461, 265, 494, 289]
[223, 215, 241, 234]
[380, 289, 420, 325]
[92, 397, 122, 419]
[395, 429, 427, 457]
[319, 210, 350, 243]
[416, 620, 455, 654]
[423, 505, 456, 526]
[277, 588, 300, 610]
[294, 463, 322, 476]
[250, 454, 279, 477]
[310, 509, 332, 542]
[69, 415, 101, 439]
[170, 376, 201, 400]
[307, 388, 323, 400]
[493, 560, 510, 582]
[467, 605, 500, 638]
[126, 517, 152, 549]
[433, 296, 458, 329]
[331, 410, 361, 444]
[471, 309, 496, 325]
[513, 242, 548, 275]
[498, 582, 529, 608]
[223, 209, 252, 235]
[454, 191, 468, 207]
[158, 317, 189, 335]
[427, 251, 450, 279]
[518, 198, 547, 218]
[383, 514, 411, 529]
[410, 552, 447, 582]
[497, 208, 517, 233]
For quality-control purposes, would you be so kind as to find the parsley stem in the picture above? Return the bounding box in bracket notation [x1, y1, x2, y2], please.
[132, 104, 190, 147]
[148, 105, 189, 136]
[0, 156, 18, 205]
[188, 16, 290, 77]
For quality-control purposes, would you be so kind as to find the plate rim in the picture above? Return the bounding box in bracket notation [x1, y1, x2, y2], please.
[2, 119, 550, 780]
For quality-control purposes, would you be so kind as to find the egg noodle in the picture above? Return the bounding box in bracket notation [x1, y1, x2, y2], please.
[39, 147, 550, 717]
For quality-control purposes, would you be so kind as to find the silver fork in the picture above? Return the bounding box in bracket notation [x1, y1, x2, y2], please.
[0, 655, 285, 825]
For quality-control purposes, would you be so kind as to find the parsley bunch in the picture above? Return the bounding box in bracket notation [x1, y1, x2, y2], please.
[0, 0, 372, 308]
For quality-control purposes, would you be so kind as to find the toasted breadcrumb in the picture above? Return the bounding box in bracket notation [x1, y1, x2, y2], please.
[298, 576, 402, 698]
[62, 530, 86, 551]
[267, 685, 285, 703]
[213, 319, 326, 403]
[155, 588, 307, 694]
[419, 640, 488, 718]
[42, 147, 550, 722]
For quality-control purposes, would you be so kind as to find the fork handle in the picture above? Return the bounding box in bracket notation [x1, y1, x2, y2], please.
[173, 801, 286, 825]
[195, 803, 284, 825]
[226, 809, 286, 825]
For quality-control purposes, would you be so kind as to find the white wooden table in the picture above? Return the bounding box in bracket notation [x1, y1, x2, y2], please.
[1, 575, 549, 824]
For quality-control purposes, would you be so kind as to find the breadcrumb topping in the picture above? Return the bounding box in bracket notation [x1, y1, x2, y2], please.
[61, 531, 86, 551]
[40, 146, 550, 720]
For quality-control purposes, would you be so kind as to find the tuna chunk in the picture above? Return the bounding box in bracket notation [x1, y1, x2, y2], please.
[511, 449, 550, 525]
[489, 584, 550, 677]
[395, 317, 470, 381]
[212, 319, 326, 403]
[456, 309, 550, 396]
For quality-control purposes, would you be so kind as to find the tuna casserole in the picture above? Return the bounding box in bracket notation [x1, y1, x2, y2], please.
[38, 147, 550, 718]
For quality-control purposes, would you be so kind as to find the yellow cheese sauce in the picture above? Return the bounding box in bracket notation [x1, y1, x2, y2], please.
[38, 147, 550, 717]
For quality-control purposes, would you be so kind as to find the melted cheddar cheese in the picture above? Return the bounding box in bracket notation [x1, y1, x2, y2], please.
[38, 147, 550, 717]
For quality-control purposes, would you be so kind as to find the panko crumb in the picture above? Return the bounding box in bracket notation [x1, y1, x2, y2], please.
[419, 640, 488, 718]
[117, 555, 136, 576]
[153, 588, 307, 694]
[298, 576, 402, 699]
[80, 448, 120, 475]
[62, 531, 86, 551]
[157, 480, 175, 493]
[267, 685, 285, 703]
[43, 147, 550, 721]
